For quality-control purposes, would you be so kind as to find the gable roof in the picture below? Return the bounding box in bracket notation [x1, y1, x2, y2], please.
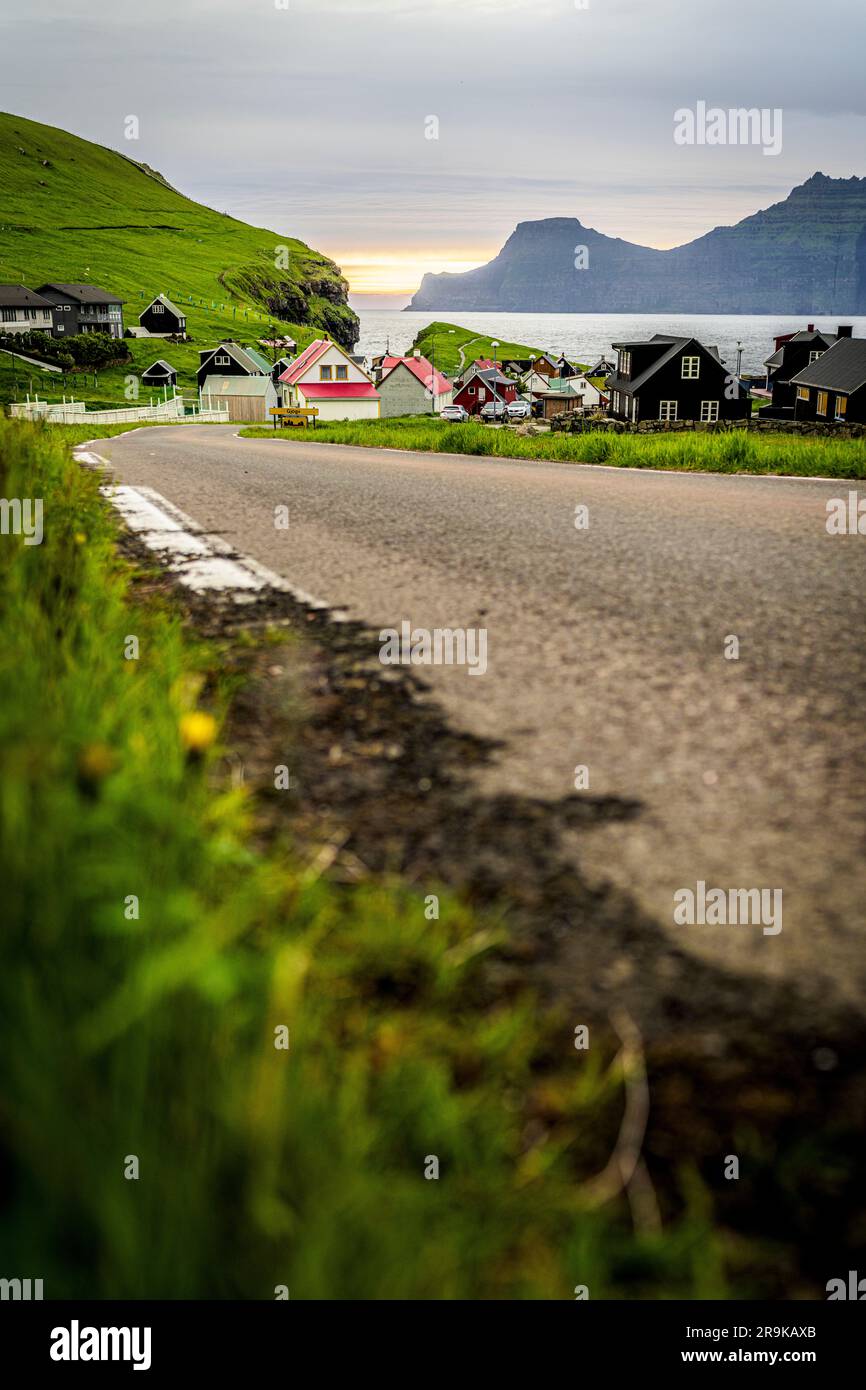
[141, 359, 177, 376]
[201, 341, 268, 374]
[0, 284, 53, 308]
[280, 338, 374, 386]
[142, 293, 185, 319]
[36, 282, 123, 305]
[379, 356, 451, 397]
[609, 336, 724, 392]
[763, 328, 838, 369]
[789, 336, 866, 393]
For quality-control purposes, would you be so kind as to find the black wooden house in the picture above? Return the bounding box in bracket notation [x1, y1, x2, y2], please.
[605, 335, 749, 424]
[35, 283, 124, 339]
[789, 336, 866, 424]
[763, 325, 852, 409]
[139, 294, 187, 338]
[196, 341, 271, 390]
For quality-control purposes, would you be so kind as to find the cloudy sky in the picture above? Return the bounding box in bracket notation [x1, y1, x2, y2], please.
[2, 0, 865, 298]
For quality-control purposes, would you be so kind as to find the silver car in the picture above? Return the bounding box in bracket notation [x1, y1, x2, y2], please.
[440, 404, 469, 422]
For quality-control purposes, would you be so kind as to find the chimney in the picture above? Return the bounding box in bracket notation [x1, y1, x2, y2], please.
[413, 349, 421, 358]
[807, 323, 815, 332]
[837, 325, 853, 338]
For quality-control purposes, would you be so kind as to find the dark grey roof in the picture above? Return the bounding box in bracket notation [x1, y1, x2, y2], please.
[0, 284, 54, 308]
[141, 359, 176, 377]
[143, 294, 185, 318]
[789, 336, 866, 392]
[763, 329, 837, 370]
[36, 282, 123, 304]
[608, 336, 724, 393]
[200, 341, 266, 375]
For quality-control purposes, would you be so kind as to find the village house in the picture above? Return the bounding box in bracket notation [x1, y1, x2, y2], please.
[196, 340, 271, 390]
[200, 374, 278, 423]
[139, 294, 187, 339]
[763, 324, 852, 410]
[141, 359, 178, 389]
[605, 335, 749, 424]
[376, 353, 452, 416]
[452, 366, 518, 417]
[278, 338, 380, 421]
[789, 336, 866, 425]
[538, 373, 608, 421]
[35, 283, 124, 339]
[0, 284, 55, 335]
[586, 356, 616, 378]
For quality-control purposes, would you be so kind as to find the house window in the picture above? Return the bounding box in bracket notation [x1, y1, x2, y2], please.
[797, 386, 809, 401]
[1, 308, 16, 322]
[153, 303, 164, 314]
[659, 400, 678, 421]
[816, 391, 829, 416]
[809, 350, 823, 363]
[320, 365, 333, 380]
[700, 401, 719, 422]
[835, 395, 848, 419]
[215, 354, 230, 366]
[618, 350, 632, 377]
[335, 365, 348, 380]
[681, 356, 700, 379]
[468, 387, 476, 395]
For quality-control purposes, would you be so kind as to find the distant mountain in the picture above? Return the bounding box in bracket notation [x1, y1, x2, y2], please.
[0, 112, 359, 348]
[408, 175, 866, 315]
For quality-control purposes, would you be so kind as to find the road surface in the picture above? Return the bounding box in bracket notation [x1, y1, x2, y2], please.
[97, 425, 866, 1014]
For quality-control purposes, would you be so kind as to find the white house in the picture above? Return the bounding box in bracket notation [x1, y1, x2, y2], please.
[278, 338, 380, 421]
[0, 285, 55, 336]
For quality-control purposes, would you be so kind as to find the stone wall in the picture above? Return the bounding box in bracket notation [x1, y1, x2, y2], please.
[550, 414, 866, 440]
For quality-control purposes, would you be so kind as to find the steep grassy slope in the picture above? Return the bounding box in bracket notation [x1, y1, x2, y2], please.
[0, 111, 358, 352]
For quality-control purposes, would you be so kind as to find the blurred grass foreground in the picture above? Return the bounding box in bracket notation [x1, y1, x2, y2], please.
[0, 419, 723, 1299]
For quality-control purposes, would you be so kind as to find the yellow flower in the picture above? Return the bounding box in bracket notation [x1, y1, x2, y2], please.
[180, 711, 217, 754]
[75, 532, 86, 545]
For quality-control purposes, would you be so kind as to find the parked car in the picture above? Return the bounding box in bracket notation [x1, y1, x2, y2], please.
[480, 400, 507, 421]
[440, 404, 469, 422]
[506, 400, 531, 420]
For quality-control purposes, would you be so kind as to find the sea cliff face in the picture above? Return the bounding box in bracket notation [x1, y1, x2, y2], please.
[408, 174, 866, 315]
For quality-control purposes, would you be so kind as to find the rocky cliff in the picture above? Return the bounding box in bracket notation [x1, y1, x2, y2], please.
[408, 174, 866, 315]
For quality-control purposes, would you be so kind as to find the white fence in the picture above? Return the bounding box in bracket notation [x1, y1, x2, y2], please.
[9, 395, 229, 425]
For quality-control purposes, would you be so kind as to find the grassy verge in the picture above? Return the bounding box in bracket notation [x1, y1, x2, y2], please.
[240, 416, 866, 479]
[410, 321, 548, 376]
[0, 418, 725, 1299]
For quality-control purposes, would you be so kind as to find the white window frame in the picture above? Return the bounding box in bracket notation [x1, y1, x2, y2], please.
[152, 303, 164, 314]
[659, 400, 678, 421]
[700, 400, 719, 422]
[214, 353, 230, 366]
[808, 350, 823, 363]
[835, 395, 848, 420]
[681, 356, 700, 379]
[618, 350, 632, 377]
[816, 391, 829, 416]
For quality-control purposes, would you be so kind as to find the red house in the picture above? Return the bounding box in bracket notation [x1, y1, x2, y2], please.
[453, 367, 517, 416]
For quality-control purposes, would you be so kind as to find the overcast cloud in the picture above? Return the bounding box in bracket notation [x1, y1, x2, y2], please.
[2, 0, 864, 291]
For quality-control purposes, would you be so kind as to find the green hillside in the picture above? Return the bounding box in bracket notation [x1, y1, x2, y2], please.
[0, 111, 358, 396]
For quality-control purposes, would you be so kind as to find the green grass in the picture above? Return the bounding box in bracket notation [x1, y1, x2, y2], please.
[410, 320, 548, 377]
[240, 416, 866, 478]
[0, 417, 727, 1299]
[0, 110, 357, 388]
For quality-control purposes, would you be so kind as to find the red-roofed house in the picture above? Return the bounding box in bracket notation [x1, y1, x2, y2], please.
[377, 353, 453, 416]
[279, 338, 380, 420]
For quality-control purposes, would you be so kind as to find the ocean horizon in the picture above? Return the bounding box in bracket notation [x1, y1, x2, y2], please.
[349, 296, 866, 376]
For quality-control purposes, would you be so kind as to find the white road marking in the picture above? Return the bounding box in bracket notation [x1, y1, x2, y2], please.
[99, 482, 347, 615]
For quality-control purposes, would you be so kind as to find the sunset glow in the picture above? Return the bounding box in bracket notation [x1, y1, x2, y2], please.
[330, 252, 488, 296]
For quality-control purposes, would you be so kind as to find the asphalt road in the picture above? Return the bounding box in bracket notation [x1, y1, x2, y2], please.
[98, 425, 866, 1013]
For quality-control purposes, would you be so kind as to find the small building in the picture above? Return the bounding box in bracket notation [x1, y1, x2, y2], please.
[763, 324, 852, 410]
[538, 374, 608, 420]
[196, 340, 271, 389]
[200, 374, 278, 423]
[606, 335, 749, 424]
[141, 359, 178, 388]
[139, 294, 187, 338]
[453, 367, 517, 416]
[0, 284, 55, 336]
[279, 338, 380, 421]
[377, 354, 452, 416]
[789, 336, 866, 424]
[35, 283, 124, 339]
